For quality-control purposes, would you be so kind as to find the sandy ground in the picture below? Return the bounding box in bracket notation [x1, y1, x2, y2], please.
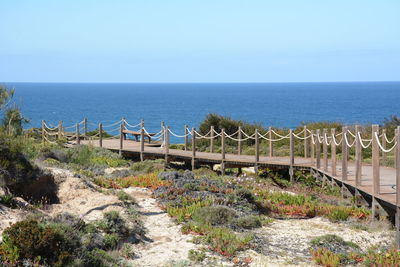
[123, 187, 204, 266]
[44, 168, 125, 221]
[241, 217, 394, 266]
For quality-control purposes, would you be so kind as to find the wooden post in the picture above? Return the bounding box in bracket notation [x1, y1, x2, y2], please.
[58, 121, 63, 140]
[372, 124, 380, 195]
[76, 123, 80, 145]
[304, 125, 308, 158]
[269, 127, 273, 157]
[355, 125, 362, 186]
[331, 128, 337, 176]
[238, 126, 242, 155]
[210, 126, 214, 153]
[83, 118, 87, 139]
[316, 129, 321, 169]
[161, 121, 165, 147]
[255, 129, 259, 174]
[140, 120, 145, 161]
[184, 125, 188, 151]
[323, 128, 328, 172]
[396, 128, 399, 169]
[395, 126, 400, 249]
[221, 128, 226, 175]
[289, 129, 294, 182]
[165, 126, 170, 164]
[119, 122, 123, 155]
[192, 128, 196, 171]
[99, 123, 103, 148]
[41, 120, 45, 143]
[311, 130, 315, 165]
[382, 129, 387, 166]
[341, 126, 348, 181]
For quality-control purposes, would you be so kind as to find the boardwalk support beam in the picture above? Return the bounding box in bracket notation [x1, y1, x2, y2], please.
[221, 128, 226, 176]
[316, 129, 321, 169]
[238, 126, 242, 155]
[269, 127, 273, 157]
[342, 126, 348, 181]
[331, 128, 337, 176]
[372, 124, 381, 218]
[192, 128, 196, 171]
[140, 120, 144, 161]
[355, 125, 362, 186]
[323, 128, 328, 172]
[255, 129, 259, 175]
[165, 126, 170, 165]
[76, 123, 80, 145]
[289, 129, 294, 182]
[210, 126, 214, 153]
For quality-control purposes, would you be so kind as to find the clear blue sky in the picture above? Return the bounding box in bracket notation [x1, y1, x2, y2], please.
[1, 0, 399, 83]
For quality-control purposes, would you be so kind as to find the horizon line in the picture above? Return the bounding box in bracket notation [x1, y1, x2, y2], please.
[3, 80, 400, 84]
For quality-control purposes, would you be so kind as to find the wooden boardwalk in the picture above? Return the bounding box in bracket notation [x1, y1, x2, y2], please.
[81, 138, 398, 210]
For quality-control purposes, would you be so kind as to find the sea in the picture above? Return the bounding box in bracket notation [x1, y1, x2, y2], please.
[4, 82, 400, 142]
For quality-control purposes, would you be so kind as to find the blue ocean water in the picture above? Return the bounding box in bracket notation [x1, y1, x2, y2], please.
[5, 82, 400, 140]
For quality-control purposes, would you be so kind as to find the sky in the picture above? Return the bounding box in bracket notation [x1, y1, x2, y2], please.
[1, 0, 400, 83]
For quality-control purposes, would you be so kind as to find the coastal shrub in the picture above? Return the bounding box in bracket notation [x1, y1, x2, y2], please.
[90, 156, 129, 168]
[130, 159, 164, 174]
[121, 243, 136, 259]
[310, 235, 359, 254]
[167, 199, 212, 223]
[103, 233, 120, 249]
[94, 173, 171, 190]
[73, 248, 118, 267]
[204, 227, 253, 257]
[311, 248, 341, 267]
[97, 211, 129, 236]
[65, 145, 128, 168]
[0, 220, 73, 266]
[116, 190, 134, 202]
[188, 249, 206, 262]
[0, 194, 16, 208]
[0, 138, 41, 186]
[363, 249, 400, 266]
[233, 215, 262, 229]
[326, 207, 350, 222]
[192, 205, 237, 226]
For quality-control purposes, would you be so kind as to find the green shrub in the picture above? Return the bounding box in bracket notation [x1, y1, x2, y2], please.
[130, 159, 164, 174]
[0, 220, 72, 266]
[103, 234, 120, 249]
[233, 215, 262, 229]
[97, 211, 129, 236]
[73, 248, 118, 267]
[116, 190, 134, 202]
[188, 249, 206, 262]
[327, 208, 350, 222]
[204, 227, 253, 257]
[192, 205, 237, 226]
[311, 247, 341, 267]
[310, 234, 359, 255]
[0, 194, 15, 208]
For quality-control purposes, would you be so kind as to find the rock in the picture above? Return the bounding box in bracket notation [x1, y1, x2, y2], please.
[0, 187, 6, 196]
[13, 197, 31, 208]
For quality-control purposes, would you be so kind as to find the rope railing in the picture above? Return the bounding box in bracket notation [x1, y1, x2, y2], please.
[358, 132, 372, 149]
[374, 132, 398, 153]
[343, 132, 356, 147]
[39, 118, 399, 159]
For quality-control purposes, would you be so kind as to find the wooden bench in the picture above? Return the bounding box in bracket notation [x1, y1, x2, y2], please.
[122, 129, 155, 143]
